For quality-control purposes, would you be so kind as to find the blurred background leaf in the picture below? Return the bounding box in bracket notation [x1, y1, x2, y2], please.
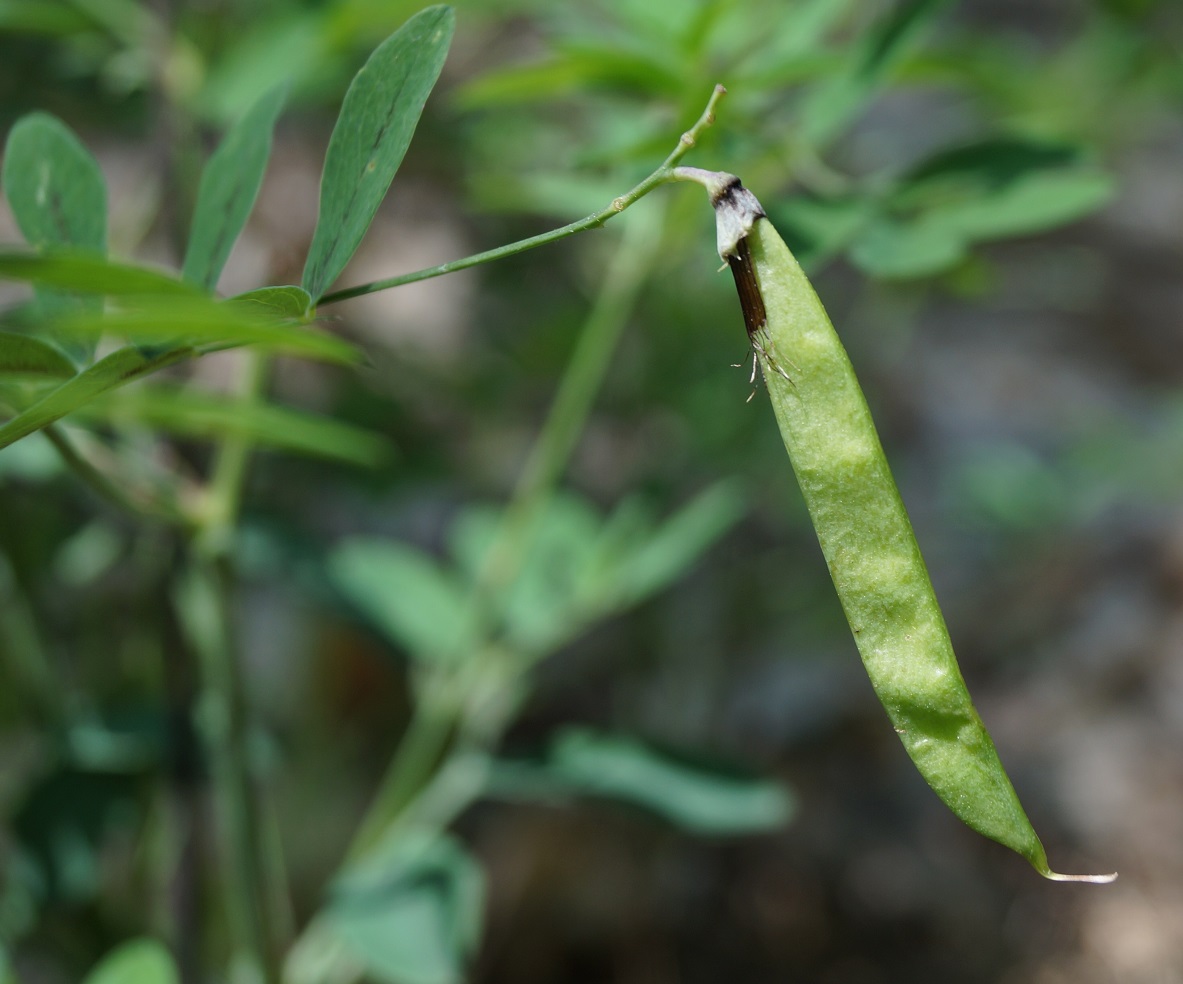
[331, 538, 477, 665]
[322, 832, 483, 984]
[81, 939, 179, 984]
[491, 727, 795, 836]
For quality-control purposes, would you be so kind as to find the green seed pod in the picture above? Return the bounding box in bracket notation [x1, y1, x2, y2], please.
[677, 166, 1114, 883]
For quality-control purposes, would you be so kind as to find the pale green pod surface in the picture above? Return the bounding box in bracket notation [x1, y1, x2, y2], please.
[678, 167, 1113, 882]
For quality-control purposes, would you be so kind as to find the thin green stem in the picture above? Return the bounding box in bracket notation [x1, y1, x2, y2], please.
[178, 557, 275, 983]
[346, 695, 456, 862]
[317, 83, 726, 307]
[473, 202, 666, 626]
[0, 554, 60, 725]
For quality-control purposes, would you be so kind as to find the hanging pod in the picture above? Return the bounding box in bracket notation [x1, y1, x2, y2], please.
[676, 166, 1114, 883]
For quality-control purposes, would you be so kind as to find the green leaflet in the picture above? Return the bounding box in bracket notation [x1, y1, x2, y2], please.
[0, 0, 92, 34]
[0, 250, 196, 296]
[2, 112, 108, 363]
[182, 84, 289, 290]
[329, 538, 477, 665]
[289, 832, 483, 984]
[302, 6, 454, 302]
[776, 136, 1115, 280]
[82, 384, 390, 466]
[2, 113, 106, 254]
[0, 346, 195, 450]
[328, 483, 744, 669]
[230, 284, 313, 319]
[81, 938, 179, 984]
[75, 295, 358, 363]
[684, 168, 1114, 883]
[195, 11, 325, 124]
[0, 260, 357, 364]
[849, 137, 1115, 279]
[539, 728, 793, 836]
[0, 331, 76, 378]
[0, 258, 355, 434]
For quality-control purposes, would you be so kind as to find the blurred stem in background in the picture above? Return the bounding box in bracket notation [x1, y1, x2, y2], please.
[176, 350, 283, 984]
[29, 355, 286, 981]
[43, 425, 189, 524]
[343, 201, 667, 867]
[469, 203, 668, 660]
[0, 554, 60, 727]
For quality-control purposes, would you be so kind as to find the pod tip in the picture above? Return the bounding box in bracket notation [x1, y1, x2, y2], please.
[1042, 869, 1118, 884]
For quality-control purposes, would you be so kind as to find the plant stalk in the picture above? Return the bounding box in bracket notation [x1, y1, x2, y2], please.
[472, 202, 665, 632]
[317, 84, 726, 307]
[346, 692, 456, 861]
[185, 349, 282, 984]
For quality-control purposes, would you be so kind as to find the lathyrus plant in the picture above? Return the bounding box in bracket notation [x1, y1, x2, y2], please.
[0, 2, 1125, 982]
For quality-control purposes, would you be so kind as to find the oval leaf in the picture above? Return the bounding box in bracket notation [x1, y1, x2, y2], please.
[849, 216, 966, 279]
[921, 170, 1115, 243]
[900, 136, 1082, 189]
[182, 84, 289, 289]
[2, 112, 107, 253]
[82, 939, 179, 984]
[549, 729, 794, 835]
[609, 480, 747, 607]
[330, 538, 474, 664]
[230, 285, 313, 319]
[326, 833, 483, 984]
[2, 112, 108, 363]
[0, 1, 93, 35]
[302, 5, 455, 301]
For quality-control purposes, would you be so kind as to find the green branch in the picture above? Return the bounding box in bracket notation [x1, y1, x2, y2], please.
[317, 84, 727, 307]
